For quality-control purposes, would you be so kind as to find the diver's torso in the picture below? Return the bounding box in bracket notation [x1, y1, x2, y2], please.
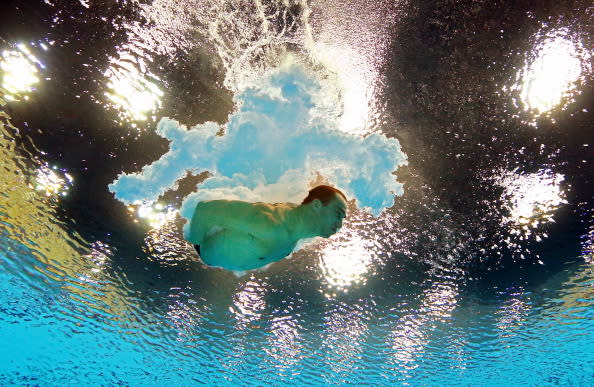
[190, 200, 298, 270]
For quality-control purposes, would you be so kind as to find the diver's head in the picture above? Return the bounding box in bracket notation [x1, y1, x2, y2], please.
[301, 185, 348, 237]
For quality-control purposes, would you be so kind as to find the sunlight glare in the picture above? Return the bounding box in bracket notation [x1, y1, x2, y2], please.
[311, 42, 373, 136]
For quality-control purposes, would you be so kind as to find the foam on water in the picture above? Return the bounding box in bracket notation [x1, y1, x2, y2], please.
[109, 59, 407, 230]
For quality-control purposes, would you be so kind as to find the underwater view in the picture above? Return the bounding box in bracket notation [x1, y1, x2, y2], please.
[1, 0, 593, 385]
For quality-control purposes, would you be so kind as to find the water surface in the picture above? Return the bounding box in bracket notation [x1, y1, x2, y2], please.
[1, 0, 593, 385]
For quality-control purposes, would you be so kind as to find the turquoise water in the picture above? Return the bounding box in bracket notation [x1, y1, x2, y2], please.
[1, 229, 593, 385]
[1, 0, 593, 385]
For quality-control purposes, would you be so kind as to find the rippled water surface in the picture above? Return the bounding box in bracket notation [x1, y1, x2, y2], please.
[1, 0, 593, 385]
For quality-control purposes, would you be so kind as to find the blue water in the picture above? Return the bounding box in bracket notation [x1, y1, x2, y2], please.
[1, 0, 593, 386]
[1, 232, 593, 386]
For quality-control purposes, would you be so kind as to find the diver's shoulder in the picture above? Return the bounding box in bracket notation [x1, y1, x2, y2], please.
[197, 199, 245, 204]
[195, 199, 250, 209]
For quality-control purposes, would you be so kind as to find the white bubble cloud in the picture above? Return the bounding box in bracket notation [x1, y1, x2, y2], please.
[109, 62, 407, 230]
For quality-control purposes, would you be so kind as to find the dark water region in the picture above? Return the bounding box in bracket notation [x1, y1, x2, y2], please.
[388, 2, 594, 281]
[2, 0, 590, 273]
[384, 0, 593, 277]
[0, 0, 593, 385]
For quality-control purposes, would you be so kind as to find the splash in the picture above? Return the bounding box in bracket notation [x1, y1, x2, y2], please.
[109, 61, 407, 229]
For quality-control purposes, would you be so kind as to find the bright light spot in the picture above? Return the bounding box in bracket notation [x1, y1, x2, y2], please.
[319, 233, 373, 291]
[105, 58, 163, 123]
[421, 281, 458, 321]
[133, 201, 176, 229]
[322, 304, 368, 376]
[265, 315, 303, 366]
[1, 44, 42, 98]
[231, 279, 267, 329]
[388, 315, 425, 371]
[311, 42, 375, 136]
[497, 169, 567, 228]
[516, 31, 586, 116]
[496, 289, 529, 334]
[35, 164, 73, 197]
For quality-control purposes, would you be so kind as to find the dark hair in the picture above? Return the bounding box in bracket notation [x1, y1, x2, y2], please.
[301, 185, 347, 205]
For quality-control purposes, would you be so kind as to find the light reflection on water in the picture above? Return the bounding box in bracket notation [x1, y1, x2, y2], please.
[104, 56, 163, 124]
[265, 313, 303, 369]
[34, 163, 73, 198]
[496, 168, 567, 231]
[307, 0, 401, 135]
[1, 43, 44, 100]
[321, 301, 369, 380]
[512, 26, 591, 122]
[386, 280, 458, 380]
[582, 216, 594, 264]
[166, 284, 209, 341]
[133, 201, 177, 229]
[319, 231, 374, 292]
[495, 287, 530, 335]
[388, 313, 426, 373]
[231, 278, 268, 330]
[1, 0, 593, 385]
